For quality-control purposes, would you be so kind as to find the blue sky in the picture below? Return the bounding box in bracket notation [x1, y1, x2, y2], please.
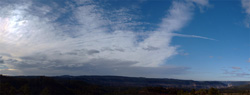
[0, 0, 249, 81]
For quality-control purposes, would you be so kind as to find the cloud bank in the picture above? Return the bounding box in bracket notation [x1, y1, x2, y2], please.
[0, 0, 209, 76]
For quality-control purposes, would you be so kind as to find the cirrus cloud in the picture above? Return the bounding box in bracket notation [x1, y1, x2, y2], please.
[0, 0, 210, 76]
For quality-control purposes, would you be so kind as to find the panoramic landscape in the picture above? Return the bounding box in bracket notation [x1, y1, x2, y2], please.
[0, 0, 250, 95]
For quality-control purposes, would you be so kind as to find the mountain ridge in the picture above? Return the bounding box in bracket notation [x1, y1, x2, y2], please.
[2, 75, 250, 89]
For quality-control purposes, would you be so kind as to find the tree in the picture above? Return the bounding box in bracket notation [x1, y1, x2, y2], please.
[190, 88, 196, 95]
[196, 89, 207, 95]
[208, 87, 219, 95]
[40, 87, 50, 95]
[0, 83, 17, 95]
[19, 84, 31, 95]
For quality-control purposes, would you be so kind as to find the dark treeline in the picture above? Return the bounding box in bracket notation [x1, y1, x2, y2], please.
[0, 75, 249, 95]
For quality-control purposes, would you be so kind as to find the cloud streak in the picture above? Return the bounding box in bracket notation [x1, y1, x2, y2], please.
[173, 33, 217, 41]
[0, 0, 209, 76]
[223, 67, 250, 78]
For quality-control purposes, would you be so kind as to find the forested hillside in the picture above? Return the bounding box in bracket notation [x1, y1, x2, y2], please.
[0, 75, 249, 95]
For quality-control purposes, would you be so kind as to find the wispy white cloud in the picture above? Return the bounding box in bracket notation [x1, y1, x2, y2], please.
[180, 52, 189, 56]
[0, 0, 210, 75]
[223, 67, 250, 78]
[191, 0, 209, 6]
[232, 67, 241, 70]
[241, 0, 250, 27]
[190, 0, 210, 12]
[242, 0, 250, 15]
[173, 33, 216, 41]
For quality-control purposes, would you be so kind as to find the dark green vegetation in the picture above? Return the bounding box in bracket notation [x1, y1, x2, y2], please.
[220, 84, 250, 94]
[0, 75, 249, 95]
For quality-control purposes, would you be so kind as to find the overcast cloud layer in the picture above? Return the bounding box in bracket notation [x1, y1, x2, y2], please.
[0, 0, 210, 77]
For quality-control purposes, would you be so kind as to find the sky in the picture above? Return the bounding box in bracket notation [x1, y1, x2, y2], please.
[0, 0, 249, 81]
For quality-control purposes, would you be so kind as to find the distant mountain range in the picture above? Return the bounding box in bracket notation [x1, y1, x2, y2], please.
[53, 75, 228, 89]
[222, 81, 250, 87]
[2, 75, 250, 89]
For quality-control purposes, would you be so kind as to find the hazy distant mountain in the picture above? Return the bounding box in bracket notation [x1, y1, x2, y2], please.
[54, 75, 228, 89]
[222, 81, 250, 87]
[3, 75, 250, 89]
